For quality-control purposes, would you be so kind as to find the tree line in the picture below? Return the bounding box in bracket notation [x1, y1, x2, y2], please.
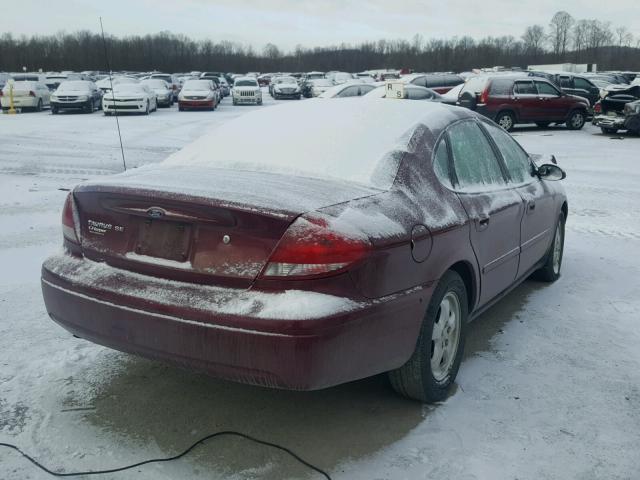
[0, 11, 638, 73]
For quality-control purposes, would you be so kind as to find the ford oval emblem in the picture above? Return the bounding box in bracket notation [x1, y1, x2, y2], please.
[147, 207, 165, 219]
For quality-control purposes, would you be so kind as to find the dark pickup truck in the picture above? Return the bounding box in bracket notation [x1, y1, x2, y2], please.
[592, 84, 640, 134]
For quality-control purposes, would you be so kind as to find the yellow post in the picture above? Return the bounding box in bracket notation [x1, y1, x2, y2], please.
[7, 81, 17, 114]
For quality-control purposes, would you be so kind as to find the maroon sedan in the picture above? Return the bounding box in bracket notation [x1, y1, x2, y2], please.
[41, 100, 567, 402]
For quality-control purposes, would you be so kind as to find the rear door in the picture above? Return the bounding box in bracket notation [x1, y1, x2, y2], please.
[481, 121, 555, 277]
[513, 80, 539, 121]
[534, 80, 569, 121]
[447, 120, 524, 306]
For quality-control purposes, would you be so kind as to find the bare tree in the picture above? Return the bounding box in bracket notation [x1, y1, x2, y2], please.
[522, 25, 546, 56]
[549, 11, 574, 56]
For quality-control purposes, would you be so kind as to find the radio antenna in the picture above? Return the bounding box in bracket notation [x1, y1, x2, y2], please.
[99, 17, 127, 171]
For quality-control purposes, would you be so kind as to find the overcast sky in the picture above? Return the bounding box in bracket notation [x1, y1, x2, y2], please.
[2, 0, 638, 51]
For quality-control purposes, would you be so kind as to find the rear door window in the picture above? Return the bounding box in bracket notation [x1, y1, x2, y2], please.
[447, 121, 506, 191]
[559, 76, 572, 88]
[483, 122, 533, 185]
[337, 86, 360, 97]
[514, 81, 537, 95]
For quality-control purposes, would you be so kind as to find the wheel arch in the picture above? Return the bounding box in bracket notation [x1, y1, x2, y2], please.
[448, 260, 477, 314]
[494, 108, 518, 123]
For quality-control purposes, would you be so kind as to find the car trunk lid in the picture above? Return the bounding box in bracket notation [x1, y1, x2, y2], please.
[73, 166, 381, 287]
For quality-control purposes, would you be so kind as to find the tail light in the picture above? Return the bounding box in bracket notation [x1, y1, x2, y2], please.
[0, 90, 3, 97]
[261, 215, 372, 278]
[593, 102, 602, 114]
[62, 193, 80, 244]
[29, 90, 36, 97]
[479, 86, 490, 104]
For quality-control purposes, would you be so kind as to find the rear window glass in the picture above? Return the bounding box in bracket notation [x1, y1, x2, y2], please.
[489, 79, 513, 95]
[460, 76, 488, 94]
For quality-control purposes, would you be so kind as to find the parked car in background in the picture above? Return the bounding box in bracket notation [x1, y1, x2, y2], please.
[232, 77, 262, 105]
[319, 82, 376, 98]
[96, 76, 139, 93]
[271, 76, 301, 99]
[45, 73, 85, 91]
[219, 77, 230, 97]
[141, 79, 174, 107]
[327, 72, 355, 85]
[307, 78, 334, 97]
[528, 72, 600, 108]
[51, 80, 102, 114]
[364, 84, 443, 101]
[1, 80, 50, 112]
[593, 84, 640, 134]
[148, 73, 181, 100]
[257, 74, 272, 87]
[0, 72, 10, 89]
[440, 83, 464, 105]
[458, 75, 589, 131]
[102, 83, 157, 115]
[41, 100, 567, 403]
[178, 79, 217, 111]
[402, 73, 465, 94]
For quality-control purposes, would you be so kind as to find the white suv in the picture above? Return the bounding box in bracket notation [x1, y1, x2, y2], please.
[232, 77, 262, 105]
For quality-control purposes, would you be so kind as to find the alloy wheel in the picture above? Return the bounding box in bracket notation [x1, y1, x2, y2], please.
[431, 291, 462, 382]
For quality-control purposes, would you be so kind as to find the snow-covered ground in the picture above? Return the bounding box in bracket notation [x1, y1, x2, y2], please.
[1, 98, 639, 480]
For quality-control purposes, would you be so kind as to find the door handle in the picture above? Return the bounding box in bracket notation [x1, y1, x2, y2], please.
[476, 215, 490, 231]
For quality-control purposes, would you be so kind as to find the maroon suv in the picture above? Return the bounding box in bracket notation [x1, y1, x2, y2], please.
[458, 75, 590, 131]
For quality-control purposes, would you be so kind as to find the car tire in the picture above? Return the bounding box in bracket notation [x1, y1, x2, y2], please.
[600, 127, 618, 134]
[566, 110, 586, 130]
[144, 101, 150, 115]
[36, 99, 43, 112]
[532, 211, 565, 282]
[495, 111, 516, 131]
[536, 122, 550, 128]
[388, 270, 468, 403]
[51, 106, 58, 115]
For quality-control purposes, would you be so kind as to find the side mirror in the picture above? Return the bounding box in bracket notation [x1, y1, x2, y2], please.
[537, 163, 566, 181]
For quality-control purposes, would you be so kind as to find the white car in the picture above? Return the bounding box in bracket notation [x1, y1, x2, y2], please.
[308, 79, 334, 97]
[141, 79, 174, 107]
[102, 83, 157, 115]
[1, 80, 50, 112]
[318, 82, 376, 99]
[232, 77, 262, 105]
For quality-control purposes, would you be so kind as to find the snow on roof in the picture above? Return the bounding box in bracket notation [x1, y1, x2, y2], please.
[165, 99, 465, 188]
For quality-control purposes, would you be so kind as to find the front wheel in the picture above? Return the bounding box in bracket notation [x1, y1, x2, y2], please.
[388, 270, 468, 402]
[144, 101, 150, 115]
[495, 111, 515, 131]
[566, 110, 586, 130]
[36, 99, 43, 112]
[532, 211, 565, 282]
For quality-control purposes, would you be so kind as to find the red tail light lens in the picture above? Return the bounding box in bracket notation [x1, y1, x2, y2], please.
[479, 86, 489, 104]
[593, 102, 602, 114]
[261, 215, 371, 278]
[62, 193, 80, 244]
[29, 90, 36, 97]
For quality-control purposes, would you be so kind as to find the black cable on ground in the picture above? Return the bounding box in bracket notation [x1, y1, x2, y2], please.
[0, 430, 332, 479]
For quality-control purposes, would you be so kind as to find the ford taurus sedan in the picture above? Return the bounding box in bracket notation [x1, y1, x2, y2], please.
[41, 100, 567, 402]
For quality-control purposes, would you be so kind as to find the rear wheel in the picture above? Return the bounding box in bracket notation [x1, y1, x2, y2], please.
[35, 99, 43, 112]
[566, 110, 586, 130]
[532, 212, 565, 282]
[144, 101, 150, 115]
[388, 270, 468, 402]
[600, 127, 618, 134]
[495, 111, 515, 131]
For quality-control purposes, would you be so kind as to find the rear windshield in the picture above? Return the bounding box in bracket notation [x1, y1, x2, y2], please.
[489, 78, 513, 95]
[460, 76, 489, 95]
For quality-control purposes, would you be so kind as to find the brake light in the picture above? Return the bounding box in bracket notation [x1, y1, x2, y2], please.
[29, 90, 36, 97]
[0, 90, 3, 97]
[479, 85, 490, 104]
[261, 215, 371, 278]
[62, 193, 80, 244]
[593, 102, 602, 114]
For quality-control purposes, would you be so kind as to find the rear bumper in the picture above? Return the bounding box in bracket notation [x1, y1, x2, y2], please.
[41, 254, 428, 390]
